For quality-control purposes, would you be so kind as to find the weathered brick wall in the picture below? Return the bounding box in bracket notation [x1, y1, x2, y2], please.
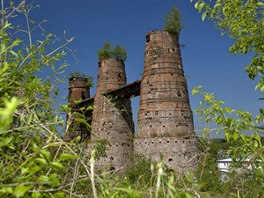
[68, 31, 200, 171]
[65, 77, 91, 141]
[137, 30, 194, 138]
[135, 30, 198, 170]
[90, 59, 134, 169]
[134, 136, 199, 170]
[87, 142, 133, 170]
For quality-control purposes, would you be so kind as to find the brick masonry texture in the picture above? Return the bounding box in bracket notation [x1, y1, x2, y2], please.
[137, 30, 194, 138]
[90, 59, 134, 169]
[64, 77, 91, 141]
[66, 30, 199, 171]
[134, 31, 198, 170]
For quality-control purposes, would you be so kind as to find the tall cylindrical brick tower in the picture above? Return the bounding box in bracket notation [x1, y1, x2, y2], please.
[134, 30, 198, 170]
[90, 59, 134, 169]
[65, 76, 91, 141]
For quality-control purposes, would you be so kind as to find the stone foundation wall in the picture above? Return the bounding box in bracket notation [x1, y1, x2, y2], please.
[87, 141, 133, 170]
[134, 136, 199, 170]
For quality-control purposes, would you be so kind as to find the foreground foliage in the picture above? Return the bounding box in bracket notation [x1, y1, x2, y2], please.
[191, 0, 264, 197]
[1, 0, 264, 197]
[0, 1, 196, 197]
[192, 0, 264, 93]
[0, 1, 90, 197]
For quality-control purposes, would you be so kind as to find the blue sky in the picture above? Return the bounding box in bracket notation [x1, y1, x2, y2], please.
[10, 0, 262, 136]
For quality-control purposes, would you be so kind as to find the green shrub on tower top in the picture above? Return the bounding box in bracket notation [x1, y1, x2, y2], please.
[164, 6, 182, 35]
[98, 42, 127, 61]
[69, 72, 94, 88]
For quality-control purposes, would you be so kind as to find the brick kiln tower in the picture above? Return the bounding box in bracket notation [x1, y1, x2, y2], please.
[134, 30, 198, 170]
[90, 59, 134, 169]
[65, 76, 91, 141]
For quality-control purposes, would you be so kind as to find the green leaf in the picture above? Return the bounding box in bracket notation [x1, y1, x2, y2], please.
[202, 11, 208, 21]
[35, 158, 47, 165]
[192, 86, 202, 95]
[39, 149, 51, 161]
[253, 140, 258, 148]
[29, 19, 35, 24]
[196, 2, 205, 13]
[59, 153, 79, 161]
[49, 174, 60, 187]
[37, 175, 50, 184]
[0, 187, 13, 194]
[194, 2, 199, 9]
[14, 185, 32, 198]
[254, 134, 261, 142]
[28, 166, 42, 175]
[0, 136, 13, 148]
[21, 167, 29, 175]
[32, 191, 42, 198]
[225, 107, 232, 113]
[53, 192, 65, 198]
[32, 142, 39, 150]
[233, 133, 239, 141]
[260, 86, 264, 94]
[50, 161, 64, 169]
[257, 2, 264, 7]
[10, 50, 19, 58]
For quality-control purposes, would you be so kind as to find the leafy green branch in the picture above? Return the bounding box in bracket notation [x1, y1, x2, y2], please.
[191, 0, 264, 94]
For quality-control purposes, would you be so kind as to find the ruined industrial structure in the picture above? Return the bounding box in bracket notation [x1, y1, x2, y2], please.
[65, 30, 199, 170]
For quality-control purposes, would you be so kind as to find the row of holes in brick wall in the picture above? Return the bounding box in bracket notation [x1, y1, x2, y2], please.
[134, 140, 195, 145]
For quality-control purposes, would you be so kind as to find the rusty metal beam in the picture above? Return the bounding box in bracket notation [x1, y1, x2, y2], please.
[104, 80, 141, 98]
[79, 80, 141, 105]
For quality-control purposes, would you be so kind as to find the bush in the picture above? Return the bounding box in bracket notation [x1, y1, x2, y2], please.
[98, 42, 127, 61]
[0, 1, 94, 197]
[123, 154, 152, 185]
[70, 72, 94, 88]
[164, 6, 182, 35]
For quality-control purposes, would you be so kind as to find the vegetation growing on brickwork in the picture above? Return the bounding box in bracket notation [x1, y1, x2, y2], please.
[98, 41, 127, 61]
[1, 0, 264, 197]
[164, 6, 182, 35]
[70, 71, 94, 88]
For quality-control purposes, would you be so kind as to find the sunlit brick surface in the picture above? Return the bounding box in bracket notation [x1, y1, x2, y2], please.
[135, 31, 198, 170]
[90, 59, 134, 169]
[137, 31, 194, 138]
